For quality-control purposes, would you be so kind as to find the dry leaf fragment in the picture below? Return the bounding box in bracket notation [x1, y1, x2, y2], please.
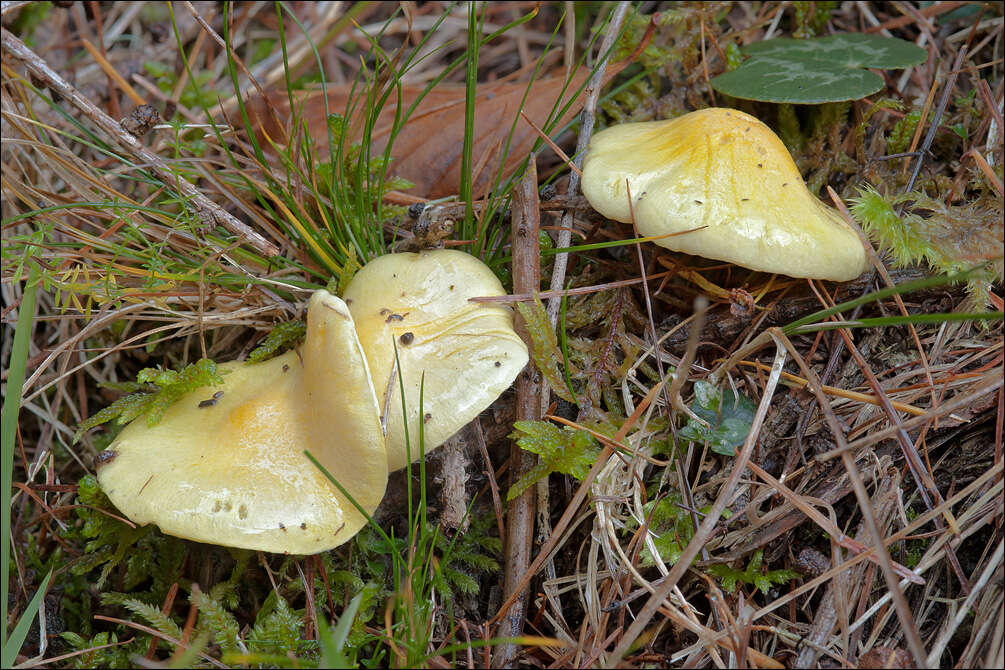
[858, 646, 913, 669]
[245, 71, 590, 199]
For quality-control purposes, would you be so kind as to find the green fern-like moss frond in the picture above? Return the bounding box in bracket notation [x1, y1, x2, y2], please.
[74, 358, 225, 441]
[852, 185, 1003, 281]
[100, 592, 183, 643]
[706, 549, 800, 595]
[851, 185, 936, 267]
[248, 592, 303, 657]
[191, 587, 241, 654]
[247, 320, 306, 363]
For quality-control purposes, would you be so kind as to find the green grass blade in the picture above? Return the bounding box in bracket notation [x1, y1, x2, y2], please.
[329, 591, 362, 653]
[781, 264, 993, 335]
[2, 266, 40, 646]
[316, 592, 362, 669]
[2, 570, 52, 667]
[559, 282, 578, 403]
[459, 4, 481, 237]
[787, 310, 1004, 335]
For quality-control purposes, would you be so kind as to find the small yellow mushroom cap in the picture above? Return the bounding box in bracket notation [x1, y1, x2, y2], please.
[343, 250, 529, 472]
[96, 291, 386, 554]
[581, 108, 868, 281]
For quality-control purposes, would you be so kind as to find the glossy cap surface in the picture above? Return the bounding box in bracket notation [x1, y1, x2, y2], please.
[581, 108, 867, 281]
[343, 250, 528, 471]
[96, 291, 386, 554]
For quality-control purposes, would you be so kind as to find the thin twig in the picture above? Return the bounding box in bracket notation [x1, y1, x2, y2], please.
[1, 28, 279, 258]
[492, 158, 542, 669]
[608, 335, 788, 662]
[470, 270, 673, 303]
[907, 46, 968, 192]
[545, 2, 630, 327]
[770, 330, 931, 668]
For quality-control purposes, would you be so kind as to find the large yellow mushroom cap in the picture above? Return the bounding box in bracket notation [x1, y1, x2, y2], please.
[343, 250, 529, 472]
[581, 108, 868, 281]
[96, 291, 386, 554]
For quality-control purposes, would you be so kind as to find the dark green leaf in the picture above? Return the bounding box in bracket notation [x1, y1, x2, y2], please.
[711, 33, 926, 103]
[679, 381, 756, 456]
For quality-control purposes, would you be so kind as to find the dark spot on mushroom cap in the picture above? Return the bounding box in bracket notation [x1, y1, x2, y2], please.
[95, 450, 118, 467]
[283, 364, 290, 372]
[399, 332, 414, 345]
[782, 182, 788, 187]
[757, 163, 763, 168]
[300, 522, 307, 530]
[494, 361, 501, 367]
[279, 523, 286, 531]
[198, 390, 226, 409]
[385, 313, 404, 323]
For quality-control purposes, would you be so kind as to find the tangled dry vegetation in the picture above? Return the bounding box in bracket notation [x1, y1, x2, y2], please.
[2, 2, 1003, 668]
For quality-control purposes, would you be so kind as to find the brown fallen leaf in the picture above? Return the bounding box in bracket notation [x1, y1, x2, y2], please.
[245, 70, 590, 200]
[858, 646, 913, 669]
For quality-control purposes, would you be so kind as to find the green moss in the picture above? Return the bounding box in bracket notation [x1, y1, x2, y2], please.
[63, 476, 186, 595]
[851, 185, 1004, 280]
[887, 109, 921, 154]
[247, 320, 306, 363]
[706, 549, 799, 594]
[74, 359, 225, 441]
[791, 1, 837, 39]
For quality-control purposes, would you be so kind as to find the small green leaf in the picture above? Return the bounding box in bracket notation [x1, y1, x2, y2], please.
[515, 296, 576, 403]
[678, 381, 756, 456]
[711, 33, 926, 104]
[506, 421, 600, 500]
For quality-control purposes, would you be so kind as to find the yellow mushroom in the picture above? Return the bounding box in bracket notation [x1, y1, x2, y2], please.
[581, 108, 868, 281]
[95, 291, 386, 554]
[343, 250, 529, 471]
